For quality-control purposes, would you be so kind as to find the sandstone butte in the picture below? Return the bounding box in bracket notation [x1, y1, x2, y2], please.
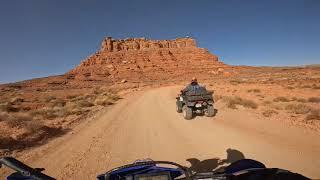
[68, 36, 227, 82]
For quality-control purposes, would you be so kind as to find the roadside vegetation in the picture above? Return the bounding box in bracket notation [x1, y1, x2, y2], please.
[222, 96, 258, 109]
[0, 86, 120, 154]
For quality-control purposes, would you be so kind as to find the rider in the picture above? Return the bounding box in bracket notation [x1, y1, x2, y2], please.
[182, 77, 201, 94]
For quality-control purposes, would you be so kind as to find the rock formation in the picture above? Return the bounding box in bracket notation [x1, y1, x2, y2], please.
[68, 36, 224, 81]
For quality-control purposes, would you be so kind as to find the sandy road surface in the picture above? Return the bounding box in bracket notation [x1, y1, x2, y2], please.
[1, 86, 320, 179]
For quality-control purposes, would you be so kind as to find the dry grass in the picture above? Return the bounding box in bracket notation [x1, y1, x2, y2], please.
[0, 86, 122, 153]
[77, 99, 95, 108]
[230, 79, 246, 85]
[0, 103, 20, 112]
[262, 100, 272, 105]
[223, 96, 258, 109]
[94, 97, 114, 106]
[0, 112, 10, 122]
[301, 85, 312, 88]
[31, 107, 59, 119]
[296, 98, 307, 103]
[306, 109, 320, 120]
[262, 109, 278, 117]
[300, 84, 320, 89]
[66, 94, 78, 99]
[1, 112, 33, 128]
[24, 120, 45, 133]
[308, 97, 320, 103]
[285, 104, 311, 114]
[101, 92, 120, 101]
[50, 99, 66, 107]
[273, 97, 290, 102]
[93, 87, 104, 95]
[247, 89, 261, 93]
[10, 97, 24, 105]
[44, 96, 56, 103]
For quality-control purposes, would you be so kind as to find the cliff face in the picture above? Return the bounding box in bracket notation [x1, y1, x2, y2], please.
[100, 37, 197, 52]
[69, 37, 224, 81]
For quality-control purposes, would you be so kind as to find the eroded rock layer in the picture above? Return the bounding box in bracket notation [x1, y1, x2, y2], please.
[68, 37, 224, 81]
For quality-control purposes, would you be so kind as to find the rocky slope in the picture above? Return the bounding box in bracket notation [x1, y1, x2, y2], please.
[68, 37, 225, 82]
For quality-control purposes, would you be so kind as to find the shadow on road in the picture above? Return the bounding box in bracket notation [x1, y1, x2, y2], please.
[186, 148, 245, 173]
[0, 127, 70, 154]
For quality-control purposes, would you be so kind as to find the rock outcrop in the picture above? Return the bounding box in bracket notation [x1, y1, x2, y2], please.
[68, 36, 224, 81]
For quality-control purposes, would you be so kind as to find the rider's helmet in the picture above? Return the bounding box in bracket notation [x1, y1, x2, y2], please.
[191, 77, 197, 83]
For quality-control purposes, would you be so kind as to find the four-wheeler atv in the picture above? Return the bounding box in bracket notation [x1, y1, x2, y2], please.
[176, 86, 214, 120]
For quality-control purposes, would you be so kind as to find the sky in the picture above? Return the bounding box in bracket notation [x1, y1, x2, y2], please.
[0, 0, 319, 84]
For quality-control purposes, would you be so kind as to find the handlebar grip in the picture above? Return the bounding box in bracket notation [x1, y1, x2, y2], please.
[0, 157, 55, 180]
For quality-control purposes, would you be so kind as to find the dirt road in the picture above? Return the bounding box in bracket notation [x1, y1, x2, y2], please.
[1, 86, 320, 179]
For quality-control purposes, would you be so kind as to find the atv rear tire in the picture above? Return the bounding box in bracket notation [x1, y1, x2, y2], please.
[206, 105, 215, 117]
[183, 106, 193, 120]
[176, 102, 182, 113]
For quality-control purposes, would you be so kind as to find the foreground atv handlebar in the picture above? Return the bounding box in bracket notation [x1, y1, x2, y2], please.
[0, 157, 55, 180]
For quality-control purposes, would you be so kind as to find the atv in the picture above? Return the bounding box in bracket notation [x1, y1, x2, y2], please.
[176, 86, 214, 120]
[0, 157, 310, 180]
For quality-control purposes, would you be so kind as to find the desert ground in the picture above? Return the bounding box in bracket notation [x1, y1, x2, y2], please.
[0, 66, 320, 179]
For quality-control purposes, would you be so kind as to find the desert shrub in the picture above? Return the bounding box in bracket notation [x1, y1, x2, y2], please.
[0, 112, 10, 122]
[296, 98, 307, 103]
[36, 88, 46, 92]
[224, 96, 258, 109]
[4, 113, 32, 128]
[101, 92, 120, 101]
[94, 97, 113, 106]
[71, 96, 85, 102]
[301, 85, 312, 88]
[45, 96, 56, 103]
[308, 97, 320, 103]
[247, 89, 261, 93]
[77, 99, 94, 108]
[33, 108, 56, 119]
[271, 104, 284, 110]
[230, 79, 244, 85]
[0, 103, 7, 112]
[256, 94, 265, 98]
[109, 94, 120, 101]
[312, 85, 320, 89]
[10, 97, 24, 104]
[93, 87, 104, 95]
[262, 109, 278, 117]
[285, 104, 311, 114]
[21, 106, 32, 111]
[50, 99, 66, 107]
[306, 109, 320, 120]
[51, 106, 69, 117]
[84, 94, 97, 102]
[273, 97, 290, 102]
[24, 121, 45, 133]
[0, 102, 20, 112]
[262, 100, 272, 105]
[31, 107, 65, 119]
[66, 94, 78, 99]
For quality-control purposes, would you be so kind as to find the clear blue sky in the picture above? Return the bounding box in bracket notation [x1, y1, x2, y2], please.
[0, 0, 319, 84]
